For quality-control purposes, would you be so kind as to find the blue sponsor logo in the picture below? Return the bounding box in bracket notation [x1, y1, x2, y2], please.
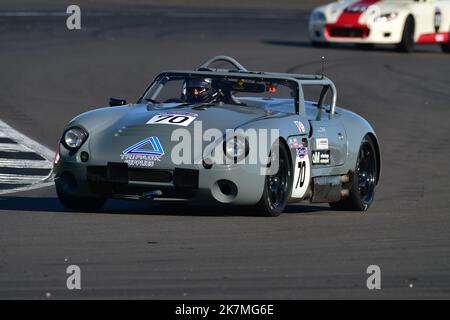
[296, 146, 307, 158]
[122, 136, 165, 156]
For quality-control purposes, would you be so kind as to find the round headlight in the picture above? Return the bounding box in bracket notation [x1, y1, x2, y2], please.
[63, 127, 88, 150]
[224, 136, 248, 162]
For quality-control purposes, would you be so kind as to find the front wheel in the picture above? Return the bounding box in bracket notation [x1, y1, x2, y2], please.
[396, 16, 415, 53]
[329, 135, 378, 211]
[56, 178, 107, 211]
[254, 141, 292, 217]
[441, 42, 450, 53]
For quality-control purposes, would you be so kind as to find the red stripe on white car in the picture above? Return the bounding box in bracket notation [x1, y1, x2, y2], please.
[325, 0, 380, 39]
[417, 33, 450, 44]
[335, 0, 380, 26]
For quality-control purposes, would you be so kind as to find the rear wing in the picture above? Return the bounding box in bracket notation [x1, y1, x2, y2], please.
[144, 56, 338, 118]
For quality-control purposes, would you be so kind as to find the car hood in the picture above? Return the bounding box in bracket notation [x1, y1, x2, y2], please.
[87, 103, 276, 167]
[322, 0, 412, 24]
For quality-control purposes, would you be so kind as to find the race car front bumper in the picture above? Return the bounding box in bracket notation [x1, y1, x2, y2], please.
[309, 20, 404, 44]
[54, 159, 266, 206]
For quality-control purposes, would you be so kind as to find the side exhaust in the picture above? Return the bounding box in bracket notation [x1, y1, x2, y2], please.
[310, 174, 351, 203]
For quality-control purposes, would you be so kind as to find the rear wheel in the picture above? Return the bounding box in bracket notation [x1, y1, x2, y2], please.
[56, 178, 106, 211]
[254, 141, 292, 217]
[329, 135, 378, 211]
[396, 16, 415, 53]
[441, 42, 450, 53]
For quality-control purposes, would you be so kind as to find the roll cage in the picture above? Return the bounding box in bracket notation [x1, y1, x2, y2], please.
[138, 55, 338, 119]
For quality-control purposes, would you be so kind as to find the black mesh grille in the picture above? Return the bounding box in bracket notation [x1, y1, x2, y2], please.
[128, 169, 172, 183]
[328, 27, 369, 38]
[173, 168, 199, 189]
[86, 164, 198, 195]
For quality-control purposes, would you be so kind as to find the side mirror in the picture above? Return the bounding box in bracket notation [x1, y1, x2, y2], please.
[109, 97, 127, 107]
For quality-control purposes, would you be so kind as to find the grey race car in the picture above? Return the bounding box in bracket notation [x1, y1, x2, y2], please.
[54, 56, 381, 216]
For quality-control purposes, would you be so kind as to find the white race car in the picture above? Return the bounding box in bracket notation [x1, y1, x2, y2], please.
[309, 0, 450, 52]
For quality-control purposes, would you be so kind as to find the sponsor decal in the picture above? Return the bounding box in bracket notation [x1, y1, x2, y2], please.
[121, 136, 164, 167]
[435, 7, 442, 32]
[312, 150, 330, 165]
[164, 111, 198, 117]
[296, 146, 307, 159]
[288, 137, 308, 149]
[315, 138, 329, 150]
[288, 136, 301, 149]
[147, 111, 198, 127]
[294, 121, 306, 134]
[317, 126, 326, 133]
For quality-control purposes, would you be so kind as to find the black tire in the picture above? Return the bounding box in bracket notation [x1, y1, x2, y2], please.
[56, 180, 106, 211]
[254, 140, 292, 217]
[441, 29, 450, 53]
[441, 42, 450, 53]
[396, 16, 415, 53]
[311, 41, 330, 48]
[329, 135, 378, 211]
[356, 43, 374, 50]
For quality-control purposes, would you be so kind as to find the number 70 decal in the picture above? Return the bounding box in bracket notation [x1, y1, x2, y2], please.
[147, 113, 197, 127]
[291, 155, 310, 198]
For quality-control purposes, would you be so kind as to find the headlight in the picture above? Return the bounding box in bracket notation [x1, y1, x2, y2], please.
[311, 11, 326, 22]
[374, 12, 398, 23]
[223, 136, 249, 162]
[62, 127, 88, 150]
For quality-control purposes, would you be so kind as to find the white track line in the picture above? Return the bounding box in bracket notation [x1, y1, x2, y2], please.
[0, 159, 52, 169]
[0, 174, 53, 183]
[0, 120, 54, 162]
[0, 143, 30, 152]
[0, 120, 55, 195]
[0, 181, 55, 195]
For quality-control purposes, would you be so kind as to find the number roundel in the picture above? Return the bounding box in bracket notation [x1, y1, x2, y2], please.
[291, 153, 310, 199]
[146, 113, 198, 127]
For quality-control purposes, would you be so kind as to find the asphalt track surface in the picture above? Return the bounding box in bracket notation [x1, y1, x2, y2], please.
[1, 4, 450, 299]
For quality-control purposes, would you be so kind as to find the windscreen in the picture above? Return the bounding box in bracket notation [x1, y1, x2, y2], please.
[141, 73, 299, 113]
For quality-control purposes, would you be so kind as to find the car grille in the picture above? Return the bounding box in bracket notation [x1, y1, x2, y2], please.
[86, 163, 199, 196]
[327, 27, 369, 38]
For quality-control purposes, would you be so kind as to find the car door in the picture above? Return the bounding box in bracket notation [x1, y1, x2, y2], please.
[412, 0, 442, 39]
[433, 0, 450, 32]
[309, 114, 348, 168]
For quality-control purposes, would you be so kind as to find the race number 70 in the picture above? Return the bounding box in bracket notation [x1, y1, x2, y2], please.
[146, 114, 196, 127]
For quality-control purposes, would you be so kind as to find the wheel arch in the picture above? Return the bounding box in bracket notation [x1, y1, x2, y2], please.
[278, 137, 293, 171]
